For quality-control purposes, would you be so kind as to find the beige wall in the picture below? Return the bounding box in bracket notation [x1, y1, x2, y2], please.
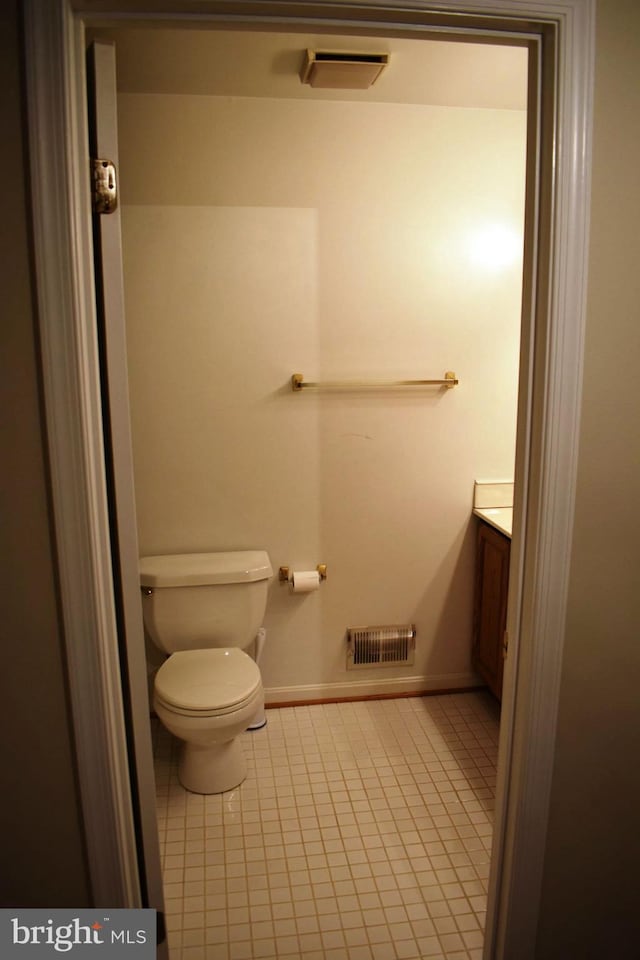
[536, 0, 640, 955]
[118, 92, 525, 699]
[0, 1, 90, 906]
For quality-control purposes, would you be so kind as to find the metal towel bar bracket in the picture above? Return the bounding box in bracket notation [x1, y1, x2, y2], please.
[291, 371, 458, 391]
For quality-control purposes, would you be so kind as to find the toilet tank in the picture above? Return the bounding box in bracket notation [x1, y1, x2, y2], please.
[139, 551, 272, 654]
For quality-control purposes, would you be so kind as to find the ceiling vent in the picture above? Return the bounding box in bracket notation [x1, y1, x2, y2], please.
[300, 50, 389, 90]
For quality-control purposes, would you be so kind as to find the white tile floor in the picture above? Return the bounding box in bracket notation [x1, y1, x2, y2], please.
[153, 691, 500, 960]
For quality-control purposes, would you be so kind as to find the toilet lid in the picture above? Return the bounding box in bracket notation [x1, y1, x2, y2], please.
[155, 648, 261, 714]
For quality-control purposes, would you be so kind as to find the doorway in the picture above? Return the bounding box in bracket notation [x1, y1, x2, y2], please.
[103, 30, 526, 955]
[23, 4, 589, 956]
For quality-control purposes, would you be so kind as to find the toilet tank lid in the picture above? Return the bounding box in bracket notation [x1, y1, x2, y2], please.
[139, 551, 273, 587]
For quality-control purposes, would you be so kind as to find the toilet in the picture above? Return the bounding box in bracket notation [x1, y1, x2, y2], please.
[139, 550, 273, 794]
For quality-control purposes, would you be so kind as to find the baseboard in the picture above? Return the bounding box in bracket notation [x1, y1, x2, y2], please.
[265, 672, 483, 708]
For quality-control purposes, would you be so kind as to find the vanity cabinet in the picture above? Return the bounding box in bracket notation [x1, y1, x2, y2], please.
[472, 520, 510, 702]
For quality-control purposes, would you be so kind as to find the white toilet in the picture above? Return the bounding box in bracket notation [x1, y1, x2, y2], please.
[139, 550, 272, 794]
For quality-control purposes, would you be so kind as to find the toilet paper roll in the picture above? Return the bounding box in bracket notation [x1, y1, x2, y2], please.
[291, 570, 321, 593]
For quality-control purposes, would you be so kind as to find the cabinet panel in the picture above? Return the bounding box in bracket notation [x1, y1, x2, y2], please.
[473, 521, 510, 701]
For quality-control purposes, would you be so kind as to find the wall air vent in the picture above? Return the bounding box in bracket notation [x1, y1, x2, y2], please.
[347, 624, 416, 669]
[300, 50, 390, 90]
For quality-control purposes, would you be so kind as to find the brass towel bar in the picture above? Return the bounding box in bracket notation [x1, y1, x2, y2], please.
[291, 371, 458, 391]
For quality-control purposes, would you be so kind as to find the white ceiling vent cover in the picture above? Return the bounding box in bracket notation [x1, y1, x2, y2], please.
[347, 625, 416, 669]
[300, 50, 389, 89]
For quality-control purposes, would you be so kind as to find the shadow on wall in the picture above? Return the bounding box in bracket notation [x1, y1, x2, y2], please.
[414, 517, 479, 680]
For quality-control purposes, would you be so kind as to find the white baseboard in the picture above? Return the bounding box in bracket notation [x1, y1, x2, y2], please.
[265, 672, 482, 706]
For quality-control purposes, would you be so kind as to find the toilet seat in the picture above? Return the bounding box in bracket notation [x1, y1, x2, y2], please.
[155, 648, 261, 719]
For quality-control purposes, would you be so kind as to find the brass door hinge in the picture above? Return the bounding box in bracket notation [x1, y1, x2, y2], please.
[502, 630, 509, 660]
[91, 158, 118, 213]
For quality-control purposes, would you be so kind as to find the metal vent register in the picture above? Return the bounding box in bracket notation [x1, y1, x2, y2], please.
[347, 624, 416, 669]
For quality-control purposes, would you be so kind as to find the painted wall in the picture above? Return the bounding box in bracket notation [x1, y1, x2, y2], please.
[118, 92, 526, 699]
[0, 0, 90, 906]
[536, 0, 640, 955]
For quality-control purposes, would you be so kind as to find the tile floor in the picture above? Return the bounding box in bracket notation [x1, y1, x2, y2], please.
[153, 691, 500, 960]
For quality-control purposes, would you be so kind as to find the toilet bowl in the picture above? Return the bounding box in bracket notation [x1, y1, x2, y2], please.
[154, 647, 263, 794]
[139, 550, 273, 794]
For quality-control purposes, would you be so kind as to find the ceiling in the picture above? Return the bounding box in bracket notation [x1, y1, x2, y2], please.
[91, 27, 528, 111]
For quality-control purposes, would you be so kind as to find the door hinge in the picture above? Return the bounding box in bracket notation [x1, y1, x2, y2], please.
[91, 158, 118, 213]
[502, 630, 509, 660]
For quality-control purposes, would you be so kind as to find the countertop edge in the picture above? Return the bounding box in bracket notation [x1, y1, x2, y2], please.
[473, 507, 513, 539]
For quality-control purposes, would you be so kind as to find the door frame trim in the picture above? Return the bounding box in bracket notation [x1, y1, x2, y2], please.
[23, 2, 143, 907]
[22, 1, 594, 956]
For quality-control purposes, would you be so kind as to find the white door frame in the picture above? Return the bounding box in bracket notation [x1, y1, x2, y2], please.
[22, 1, 594, 956]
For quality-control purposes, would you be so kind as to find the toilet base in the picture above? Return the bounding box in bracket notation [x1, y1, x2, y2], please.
[246, 688, 267, 731]
[178, 737, 247, 794]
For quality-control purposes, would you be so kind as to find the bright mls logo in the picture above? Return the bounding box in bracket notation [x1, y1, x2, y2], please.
[1, 910, 156, 958]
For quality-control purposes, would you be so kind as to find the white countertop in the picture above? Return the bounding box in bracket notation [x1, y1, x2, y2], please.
[473, 507, 513, 538]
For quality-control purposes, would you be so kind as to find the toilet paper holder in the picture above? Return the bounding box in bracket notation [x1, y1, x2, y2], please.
[279, 564, 327, 582]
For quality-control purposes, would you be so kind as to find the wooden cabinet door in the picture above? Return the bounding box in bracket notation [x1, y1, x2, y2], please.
[473, 522, 510, 701]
